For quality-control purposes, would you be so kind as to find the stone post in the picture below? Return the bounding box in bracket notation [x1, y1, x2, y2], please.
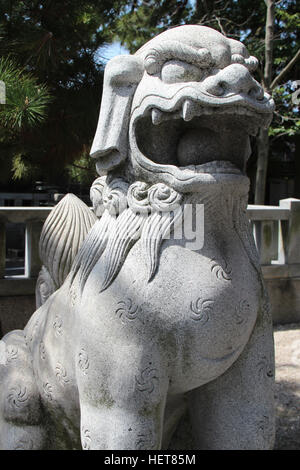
[25, 220, 44, 278]
[252, 220, 278, 265]
[279, 198, 300, 265]
[0, 219, 5, 278]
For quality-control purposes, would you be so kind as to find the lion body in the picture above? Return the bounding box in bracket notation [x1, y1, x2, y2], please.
[0, 24, 276, 450]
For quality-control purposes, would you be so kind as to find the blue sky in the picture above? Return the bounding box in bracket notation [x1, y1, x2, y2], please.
[95, 41, 129, 64]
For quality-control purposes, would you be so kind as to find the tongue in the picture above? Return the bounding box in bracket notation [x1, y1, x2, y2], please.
[177, 127, 223, 166]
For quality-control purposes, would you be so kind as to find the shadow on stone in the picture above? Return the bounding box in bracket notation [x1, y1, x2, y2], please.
[274, 380, 300, 450]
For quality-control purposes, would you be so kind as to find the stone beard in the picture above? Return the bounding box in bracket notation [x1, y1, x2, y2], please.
[70, 174, 261, 299]
[0, 25, 275, 451]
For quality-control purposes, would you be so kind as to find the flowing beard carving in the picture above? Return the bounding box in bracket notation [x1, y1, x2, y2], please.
[69, 175, 262, 302]
[69, 178, 183, 295]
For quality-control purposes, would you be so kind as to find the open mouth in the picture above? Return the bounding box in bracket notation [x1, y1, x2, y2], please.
[133, 99, 263, 177]
[128, 83, 274, 192]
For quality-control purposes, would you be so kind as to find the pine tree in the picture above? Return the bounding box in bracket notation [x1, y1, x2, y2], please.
[0, 57, 51, 182]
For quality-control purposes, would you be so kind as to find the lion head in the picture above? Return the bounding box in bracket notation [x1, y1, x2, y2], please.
[70, 25, 273, 293]
[90, 25, 274, 193]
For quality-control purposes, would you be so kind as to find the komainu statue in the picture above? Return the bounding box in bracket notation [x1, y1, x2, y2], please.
[0, 25, 276, 450]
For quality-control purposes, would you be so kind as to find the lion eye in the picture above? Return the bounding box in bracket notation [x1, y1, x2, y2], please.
[161, 60, 203, 84]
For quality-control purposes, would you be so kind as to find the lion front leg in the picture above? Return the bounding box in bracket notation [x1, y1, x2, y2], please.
[188, 304, 275, 450]
[76, 343, 169, 450]
[0, 331, 48, 450]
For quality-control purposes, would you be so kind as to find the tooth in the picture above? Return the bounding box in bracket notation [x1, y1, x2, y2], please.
[182, 100, 194, 121]
[151, 108, 163, 125]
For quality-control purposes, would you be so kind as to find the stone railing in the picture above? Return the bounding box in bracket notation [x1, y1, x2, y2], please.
[0, 207, 51, 296]
[248, 198, 300, 325]
[1, 198, 300, 288]
[248, 198, 300, 279]
[0, 192, 53, 206]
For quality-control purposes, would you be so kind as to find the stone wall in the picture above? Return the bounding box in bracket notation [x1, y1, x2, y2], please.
[0, 278, 36, 336]
[265, 278, 300, 325]
[0, 295, 35, 336]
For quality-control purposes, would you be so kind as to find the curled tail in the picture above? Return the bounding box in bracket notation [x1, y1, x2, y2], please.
[36, 193, 97, 308]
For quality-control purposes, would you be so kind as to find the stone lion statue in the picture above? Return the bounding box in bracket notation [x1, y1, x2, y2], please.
[0, 25, 275, 450]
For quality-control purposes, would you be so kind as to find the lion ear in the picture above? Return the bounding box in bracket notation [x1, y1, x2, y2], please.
[90, 55, 144, 174]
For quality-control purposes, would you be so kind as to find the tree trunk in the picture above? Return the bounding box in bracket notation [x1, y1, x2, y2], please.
[263, 0, 275, 91]
[254, 0, 275, 204]
[255, 128, 270, 204]
[294, 134, 300, 199]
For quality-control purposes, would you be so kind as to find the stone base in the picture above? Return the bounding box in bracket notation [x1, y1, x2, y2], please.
[265, 277, 300, 325]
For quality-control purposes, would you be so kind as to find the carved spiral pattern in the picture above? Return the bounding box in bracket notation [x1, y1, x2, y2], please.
[211, 258, 232, 281]
[82, 428, 91, 450]
[190, 298, 213, 323]
[35, 266, 55, 308]
[53, 314, 63, 337]
[103, 177, 129, 216]
[43, 382, 53, 401]
[78, 349, 89, 375]
[90, 176, 107, 218]
[55, 363, 69, 386]
[127, 181, 182, 214]
[127, 181, 150, 213]
[116, 299, 139, 321]
[234, 299, 251, 325]
[135, 366, 158, 394]
[7, 386, 29, 409]
[39, 341, 46, 361]
[6, 345, 18, 363]
[148, 183, 182, 212]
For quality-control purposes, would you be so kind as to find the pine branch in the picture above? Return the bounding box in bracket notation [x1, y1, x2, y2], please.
[71, 162, 90, 171]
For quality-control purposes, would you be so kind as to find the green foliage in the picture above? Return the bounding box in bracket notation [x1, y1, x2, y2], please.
[0, 56, 51, 180]
[114, 1, 191, 53]
[115, 0, 300, 145]
[0, 57, 51, 132]
[66, 151, 97, 186]
[0, 0, 125, 187]
[0, 0, 299, 191]
[11, 154, 30, 180]
[269, 83, 300, 138]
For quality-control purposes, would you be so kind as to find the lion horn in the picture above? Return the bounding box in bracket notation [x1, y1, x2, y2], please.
[90, 55, 144, 174]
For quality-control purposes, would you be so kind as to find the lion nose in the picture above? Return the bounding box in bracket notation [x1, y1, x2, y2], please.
[204, 64, 264, 100]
